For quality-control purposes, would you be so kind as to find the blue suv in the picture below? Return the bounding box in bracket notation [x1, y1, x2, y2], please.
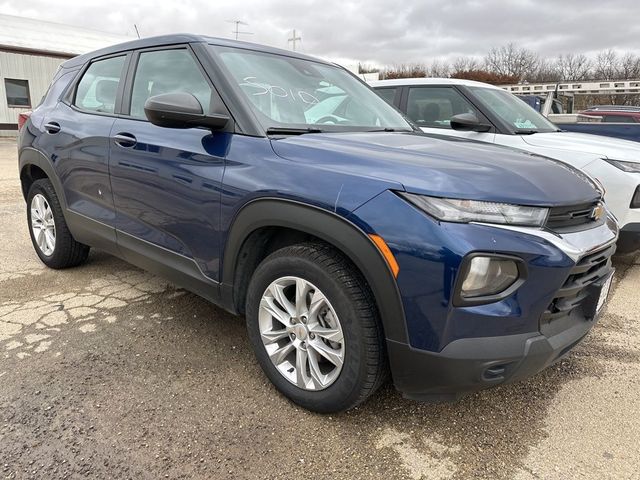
[19, 35, 618, 412]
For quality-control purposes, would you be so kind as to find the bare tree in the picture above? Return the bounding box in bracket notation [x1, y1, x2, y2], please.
[484, 43, 539, 80]
[358, 63, 379, 74]
[378, 47, 640, 87]
[428, 59, 450, 78]
[555, 53, 592, 81]
[529, 59, 561, 82]
[594, 49, 619, 80]
[452, 69, 519, 85]
[380, 64, 428, 80]
[451, 56, 479, 73]
[618, 53, 640, 80]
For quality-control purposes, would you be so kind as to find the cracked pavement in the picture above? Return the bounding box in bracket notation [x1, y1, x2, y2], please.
[1, 139, 639, 479]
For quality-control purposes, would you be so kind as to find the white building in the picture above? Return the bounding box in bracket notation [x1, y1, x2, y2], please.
[0, 14, 131, 135]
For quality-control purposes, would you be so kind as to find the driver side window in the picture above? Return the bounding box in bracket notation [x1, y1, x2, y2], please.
[129, 49, 212, 120]
[406, 87, 478, 128]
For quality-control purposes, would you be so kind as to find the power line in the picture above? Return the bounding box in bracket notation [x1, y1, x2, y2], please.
[288, 29, 302, 51]
[227, 20, 253, 40]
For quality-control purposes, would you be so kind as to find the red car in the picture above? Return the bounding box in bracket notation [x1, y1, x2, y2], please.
[581, 106, 640, 123]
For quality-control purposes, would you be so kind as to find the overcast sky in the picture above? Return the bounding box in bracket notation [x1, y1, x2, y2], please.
[2, 0, 640, 66]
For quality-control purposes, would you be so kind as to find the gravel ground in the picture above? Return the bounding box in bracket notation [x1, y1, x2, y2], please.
[1, 139, 639, 480]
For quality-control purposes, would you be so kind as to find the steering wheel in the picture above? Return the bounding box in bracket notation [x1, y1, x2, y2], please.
[314, 115, 349, 125]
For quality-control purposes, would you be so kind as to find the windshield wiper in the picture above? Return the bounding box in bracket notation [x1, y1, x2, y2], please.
[266, 127, 323, 135]
[365, 127, 412, 132]
[514, 129, 539, 135]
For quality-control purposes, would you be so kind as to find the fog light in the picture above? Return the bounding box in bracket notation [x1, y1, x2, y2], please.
[460, 256, 519, 298]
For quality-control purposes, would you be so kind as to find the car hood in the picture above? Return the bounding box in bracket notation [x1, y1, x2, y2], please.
[521, 131, 640, 162]
[270, 132, 599, 207]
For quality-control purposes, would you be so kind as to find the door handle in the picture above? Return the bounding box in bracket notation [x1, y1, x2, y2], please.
[44, 121, 61, 134]
[113, 132, 137, 148]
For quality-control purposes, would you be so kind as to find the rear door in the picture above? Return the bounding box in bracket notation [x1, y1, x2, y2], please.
[403, 86, 496, 142]
[108, 45, 227, 280]
[43, 53, 129, 251]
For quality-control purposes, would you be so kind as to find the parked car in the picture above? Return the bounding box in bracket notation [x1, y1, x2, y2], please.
[19, 35, 618, 412]
[581, 106, 640, 123]
[372, 78, 640, 253]
[558, 121, 640, 143]
[516, 94, 640, 143]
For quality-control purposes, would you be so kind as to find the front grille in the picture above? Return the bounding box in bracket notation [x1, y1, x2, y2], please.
[540, 243, 615, 335]
[546, 201, 599, 230]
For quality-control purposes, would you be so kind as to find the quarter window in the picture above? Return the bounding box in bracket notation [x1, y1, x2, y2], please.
[4, 79, 31, 108]
[74, 56, 126, 114]
[129, 49, 212, 120]
[406, 87, 478, 128]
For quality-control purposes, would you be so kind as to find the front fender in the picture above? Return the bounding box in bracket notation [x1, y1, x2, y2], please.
[220, 197, 408, 344]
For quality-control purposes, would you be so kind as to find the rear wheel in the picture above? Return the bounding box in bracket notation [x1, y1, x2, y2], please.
[245, 243, 387, 413]
[27, 179, 90, 269]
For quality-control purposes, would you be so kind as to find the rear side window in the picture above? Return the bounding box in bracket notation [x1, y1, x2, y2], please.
[406, 87, 478, 128]
[376, 88, 397, 105]
[129, 49, 212, 120]
[74, 56, 126, 114]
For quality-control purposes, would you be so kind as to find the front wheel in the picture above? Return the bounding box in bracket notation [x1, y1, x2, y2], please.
[245, 243, 387, 413]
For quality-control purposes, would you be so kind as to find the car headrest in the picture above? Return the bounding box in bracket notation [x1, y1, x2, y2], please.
[422, 103, 441, 123]
[95, 79, 119, 104]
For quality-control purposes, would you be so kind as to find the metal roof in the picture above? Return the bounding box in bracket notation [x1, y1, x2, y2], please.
[0, 14, 132, 57]
[62, 33, 335, 69]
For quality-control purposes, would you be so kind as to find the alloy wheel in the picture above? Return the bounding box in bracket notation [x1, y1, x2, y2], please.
[31, 193, 56, 256]
[258, 276, 345, 390]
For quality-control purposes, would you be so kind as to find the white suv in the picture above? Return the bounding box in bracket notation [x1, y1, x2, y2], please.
[371, 78, 640, 253]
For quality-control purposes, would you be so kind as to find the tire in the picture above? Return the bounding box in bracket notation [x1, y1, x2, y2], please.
[27, 178, 90, 269]
[245, 243, 387, 413]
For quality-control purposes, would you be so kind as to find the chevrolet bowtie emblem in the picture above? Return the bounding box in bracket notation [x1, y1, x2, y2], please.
[591, 203, 605, 221]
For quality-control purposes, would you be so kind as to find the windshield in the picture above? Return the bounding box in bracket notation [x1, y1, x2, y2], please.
[469, 87, 559, 134]
[210, 45, 413, 133]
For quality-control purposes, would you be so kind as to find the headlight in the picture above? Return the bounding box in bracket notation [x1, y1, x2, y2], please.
[399, 193, 549, 227]
[605, 159, 640, 173]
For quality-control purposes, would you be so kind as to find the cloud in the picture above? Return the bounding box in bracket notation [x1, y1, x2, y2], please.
[2, 0, 639, 66]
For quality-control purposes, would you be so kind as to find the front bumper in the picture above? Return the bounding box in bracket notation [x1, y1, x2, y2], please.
[387, 220, 616, 402]
[388, 292, 605, 402]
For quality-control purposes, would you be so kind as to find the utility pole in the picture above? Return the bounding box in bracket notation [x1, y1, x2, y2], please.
[227, 20, 253, 40]
[288, 29, 302, 51]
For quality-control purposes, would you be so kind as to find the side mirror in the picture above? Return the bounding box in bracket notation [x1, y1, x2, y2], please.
[450, 113, 492, 133]
[144, 92, 229, 130]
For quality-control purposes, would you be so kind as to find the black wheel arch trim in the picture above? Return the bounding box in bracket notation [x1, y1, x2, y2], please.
[221, 197, 409, 344]
[19, 147, 68, 210]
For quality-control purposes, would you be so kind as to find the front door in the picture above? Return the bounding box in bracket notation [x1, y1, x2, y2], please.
[109, 46, 228, 281]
